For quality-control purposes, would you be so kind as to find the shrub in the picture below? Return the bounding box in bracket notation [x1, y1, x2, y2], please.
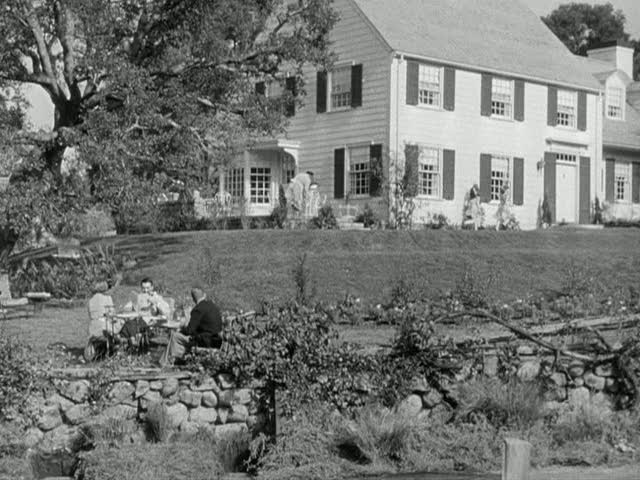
[144, 402, 171, 443]
[270, 186, 288, 229]
[72, 206, 116, 238]
[424, 213, 450, 230]
[0, 333, 39, 420]
[452, 265, 497, 309]
[309, 205, 338, 230]
[292, 252, 314, 305]
[457, 377, 545, 429]
[355, 203, 379, 228]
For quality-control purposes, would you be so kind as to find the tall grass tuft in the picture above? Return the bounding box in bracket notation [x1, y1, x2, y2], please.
[144, 402, 172, 443]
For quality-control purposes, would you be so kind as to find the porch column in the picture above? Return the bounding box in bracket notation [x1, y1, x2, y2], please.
[244, 150, 251, 205]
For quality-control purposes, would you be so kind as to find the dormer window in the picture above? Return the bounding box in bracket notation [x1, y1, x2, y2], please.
[557, 89, 577, 128]
[606, 86, 624, 120]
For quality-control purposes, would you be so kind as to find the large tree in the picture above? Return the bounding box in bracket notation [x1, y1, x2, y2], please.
[0, 0, 337, 253]
[542, 2, 639, 79]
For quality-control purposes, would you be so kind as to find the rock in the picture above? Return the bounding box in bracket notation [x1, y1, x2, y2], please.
[28, 447, 78, 479]
[595, 364, 614, 377]
[102, 404, 137, 420]
[429, 403, 453, 423]
[605, 378, 619, 393]
[108, 381, 135, 403]
[584, 372, 606, 391]
[233, 389, 253, 405]
[422, 390, 443, 409]
[517, 361, 541, 382]
[228, 404, 249, 423]
[483, 355, 499, 377]
[63, 404, 92, 425]
[192, 377, 221, 393]
[217, 390, 235, 408]
[201, 391, 218, 408]
[40, 425, 85, 452]
[180, 421, 200, 435]
[189, 407, 218, 424]
[37, 406, 62, 431]
[543, 401, 564, 413]
[162, 378, 179, 397]
[179, 389, 203, 408]
[23, 428, 44, 448]
[135, 380, 150, 399]
[568, 361, 585, 378]
[544, 386, 567, 402]
[550, 372, 567, 387]
[217, 408, 229, 424]
[59, 380, 91, 404]
[140, 390, 162, 410]
[215, 423, 248, 439]
[216, 374, 235, 389]
[150, 381, 163, 391]
[45, 393, 74, 411]
[517, 345, 535, 356]
[354, 374, 373, 393]
[573, 377, 585, 387]
[166, 403, 188, 429]
[591, 392, 615, 416]
[397, 394, 423, 417]
[408, 376, 430, 393]
[568, 387, 591, 408]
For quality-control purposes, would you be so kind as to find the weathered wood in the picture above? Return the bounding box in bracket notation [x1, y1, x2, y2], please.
[502, 438, 531, 480]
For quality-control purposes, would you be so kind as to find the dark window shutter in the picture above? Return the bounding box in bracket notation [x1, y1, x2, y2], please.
[406, 61, 419, 105]
[443, 67, 456, 111]
[633, 163, 640, 204]
[579, 156, 591, 224]
[316, 71, 327, 113]
[255, 81, 266, 96]
[547, 87, 558, 126]
[544, 152, 557, 224]
[351, 64, 363, 108]
[514, 80, 525, 122]
[481, 74, 492, 117]
[442, 149, 455, 200]
[285, 77, 296, 117]
[513, 157, 524, 206]
[479, 153, 492, 202]
[369, 144, 383, 197]
[605, 158, 615, 202]
[334, 148, 345, 199]
[577, 91, 587, 131]
[403, 144, 420, 197]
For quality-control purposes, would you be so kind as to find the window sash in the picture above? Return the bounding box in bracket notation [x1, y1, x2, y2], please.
[331, 66, 352, 109]
[491, 78, 513, 118]
[557, 90, 577, 127]
[607, 87, 623, 119]
[556, 153, 577, 163]
[615, 163, 630, 202]
[490, 156, 510, 201]
[418, 148, 440, 197]
[418, 65, 441, 106]
[225, 168, 245, 201]
[349, 147, 370, 196]
[250, 167, 271, 204]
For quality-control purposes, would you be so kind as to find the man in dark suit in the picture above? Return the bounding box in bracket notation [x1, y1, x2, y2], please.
[160, 287, 222, 367]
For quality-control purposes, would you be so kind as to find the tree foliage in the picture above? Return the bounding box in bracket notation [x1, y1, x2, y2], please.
[542, 2, 639, 79]
[0, 0, 337, 253]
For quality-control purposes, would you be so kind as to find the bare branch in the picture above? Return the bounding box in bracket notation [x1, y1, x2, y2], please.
[21, 0, 59, 97]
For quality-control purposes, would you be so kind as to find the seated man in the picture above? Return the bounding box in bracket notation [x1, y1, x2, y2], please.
[125, 277, 171, 319]
[159, 287, 222, 367]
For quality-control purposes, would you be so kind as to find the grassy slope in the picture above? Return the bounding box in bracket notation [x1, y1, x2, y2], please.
[104, 228, 640, 311]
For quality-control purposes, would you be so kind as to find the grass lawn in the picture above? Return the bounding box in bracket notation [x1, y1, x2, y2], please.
[4, 227, 640, 352]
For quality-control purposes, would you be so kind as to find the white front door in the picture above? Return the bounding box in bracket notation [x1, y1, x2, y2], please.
[556, 163, 577, 223]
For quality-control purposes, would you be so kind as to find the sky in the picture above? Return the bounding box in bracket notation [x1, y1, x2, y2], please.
[521, 0, 640, 39]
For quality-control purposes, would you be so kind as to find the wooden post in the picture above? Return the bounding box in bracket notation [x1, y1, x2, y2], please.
[502, 438, 531, 480]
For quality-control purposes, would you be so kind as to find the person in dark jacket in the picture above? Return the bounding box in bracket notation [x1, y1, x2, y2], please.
[159, 287, 222, 367]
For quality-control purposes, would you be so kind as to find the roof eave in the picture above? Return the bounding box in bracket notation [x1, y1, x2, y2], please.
[395, 50, 602, 94]
[604, 142, 640, 153]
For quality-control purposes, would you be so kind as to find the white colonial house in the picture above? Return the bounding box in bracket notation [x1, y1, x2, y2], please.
[579, 41, 640, 222]
[221, 0, 608, 229]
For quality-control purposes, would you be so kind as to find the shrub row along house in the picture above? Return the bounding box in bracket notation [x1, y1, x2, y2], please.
[218, 0, 640, 229]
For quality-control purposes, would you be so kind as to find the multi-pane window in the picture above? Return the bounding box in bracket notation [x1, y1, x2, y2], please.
[491, 156, 510, 201]
[282, 156, 296, 185]
[225, 168, 244, 201]
[556, 153, 577, 163]
[349, 146, 370, 196]
[418, 148, 440, 197]
[557, 89, 577, 127]
[331, 66, 351, 109]
[615, 162, 631, 202]
[418, 65, 441, 106]
[491, 78, 513, 118]
[250, 167, 271, 204]
[607, 87, 624, 119]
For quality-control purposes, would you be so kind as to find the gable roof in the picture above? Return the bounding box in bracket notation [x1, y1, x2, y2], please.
[350, 0, 601, 91]
[575, 55, 633, 85]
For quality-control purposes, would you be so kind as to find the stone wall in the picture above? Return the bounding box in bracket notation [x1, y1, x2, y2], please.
[23, 369, 267, 455]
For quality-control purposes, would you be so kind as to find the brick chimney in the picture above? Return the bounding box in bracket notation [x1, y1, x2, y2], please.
[587, 40, 635, 80]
